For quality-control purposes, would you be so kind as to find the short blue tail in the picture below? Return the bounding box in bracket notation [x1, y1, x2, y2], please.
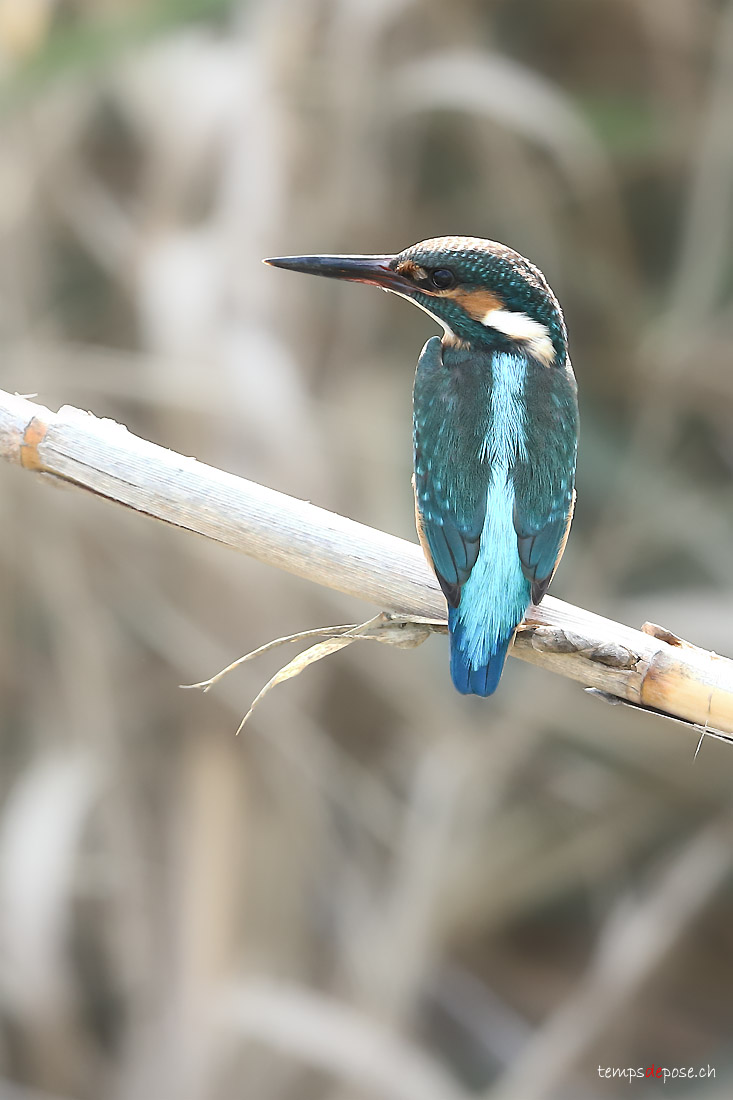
[448, 608, 512, 697]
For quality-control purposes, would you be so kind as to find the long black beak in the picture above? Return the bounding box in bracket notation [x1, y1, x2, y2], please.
[263, 253, 408, 292]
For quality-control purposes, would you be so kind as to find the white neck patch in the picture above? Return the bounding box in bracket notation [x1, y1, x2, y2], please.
[481, 307, 555, 367]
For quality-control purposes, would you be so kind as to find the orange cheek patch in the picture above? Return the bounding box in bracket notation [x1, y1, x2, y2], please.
[446, 287, 504, 320]
[396, 259, 428, 281]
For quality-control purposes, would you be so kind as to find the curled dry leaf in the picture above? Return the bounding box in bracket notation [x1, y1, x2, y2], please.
[182, 612, 442, 732]
[236, 637, 356, 733]
[349, 612, 444, 648]
[180, 624, 360, 693]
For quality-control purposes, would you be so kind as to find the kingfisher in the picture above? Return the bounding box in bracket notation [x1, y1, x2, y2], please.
[264, 237, 578, 696]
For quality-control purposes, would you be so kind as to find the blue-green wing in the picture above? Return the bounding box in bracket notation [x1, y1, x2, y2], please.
[412, 337, 489, 607]
[513, 362, 578, 604]
[513, 491, 575, 604]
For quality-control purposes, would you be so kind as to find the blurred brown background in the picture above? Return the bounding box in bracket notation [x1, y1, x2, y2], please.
[1, 1, 733, 1098]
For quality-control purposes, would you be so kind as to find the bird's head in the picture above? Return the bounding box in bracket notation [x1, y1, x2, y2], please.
[264, 235, 567, 367]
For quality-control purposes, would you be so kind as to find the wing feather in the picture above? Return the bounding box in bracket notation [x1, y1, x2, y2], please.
[512, 357, 578, 604]
[514, 493, 575, 604]
[412, 337, 489, 608]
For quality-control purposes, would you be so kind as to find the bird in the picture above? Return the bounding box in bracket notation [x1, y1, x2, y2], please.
[264, 236, 578, 696]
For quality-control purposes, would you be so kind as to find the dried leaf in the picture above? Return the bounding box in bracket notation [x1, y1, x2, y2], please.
[236, 638, 355, 733]
[351, 611, 444, 648]
[183, 612, 444, 731]
[181, 624, 359, 692]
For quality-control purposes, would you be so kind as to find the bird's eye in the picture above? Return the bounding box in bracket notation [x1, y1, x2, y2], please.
[430, 268, 455, 290]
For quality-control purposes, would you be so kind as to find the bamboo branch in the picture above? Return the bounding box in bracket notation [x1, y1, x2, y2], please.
[2, 388, 732, 735]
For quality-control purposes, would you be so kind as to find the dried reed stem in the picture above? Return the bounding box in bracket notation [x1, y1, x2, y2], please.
[2, 388, 732, 735]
